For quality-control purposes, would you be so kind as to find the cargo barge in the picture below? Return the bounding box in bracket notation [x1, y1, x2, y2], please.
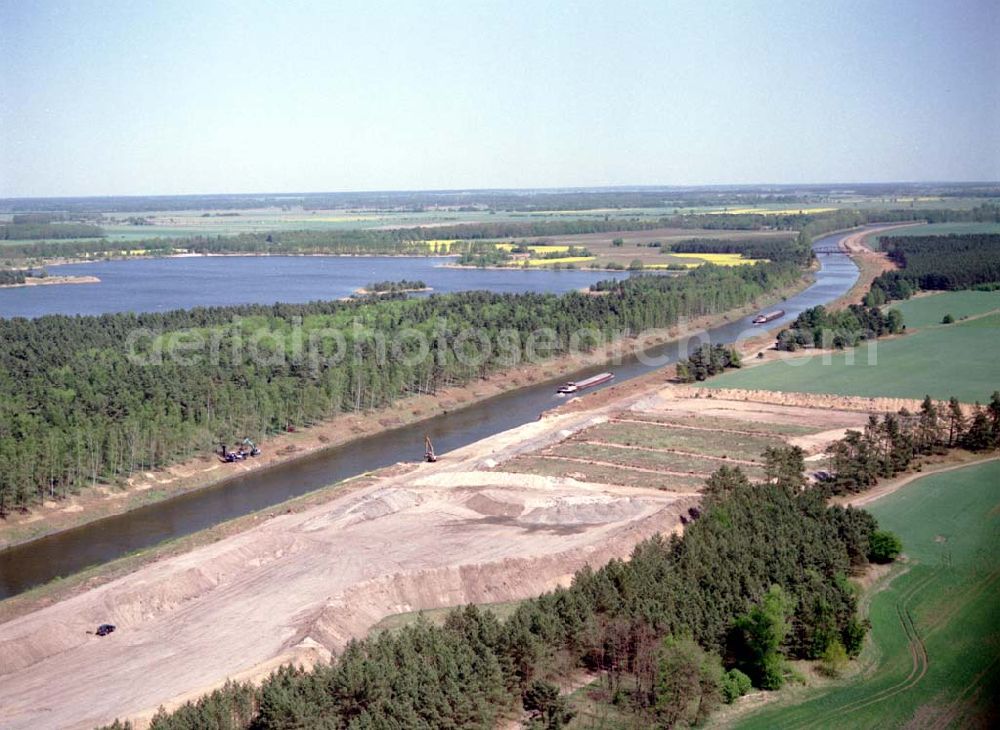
[752, 309, 785, 325]
[556, 372, 614, 394]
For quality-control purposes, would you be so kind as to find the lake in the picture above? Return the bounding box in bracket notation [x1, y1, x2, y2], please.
[0, 256, 631, 318]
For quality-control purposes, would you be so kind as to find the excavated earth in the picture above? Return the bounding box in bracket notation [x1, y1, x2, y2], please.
[0, 402, 697, 729]
[0, 384, 885, 729]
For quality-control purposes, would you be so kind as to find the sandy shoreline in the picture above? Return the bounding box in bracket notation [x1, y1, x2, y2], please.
[23, 251, 461, 269]
[0, 274, 100, 289]
[350, 285, 433, 297]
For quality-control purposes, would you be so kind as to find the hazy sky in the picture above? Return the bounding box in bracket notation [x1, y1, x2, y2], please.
[1, 0, 997, 197]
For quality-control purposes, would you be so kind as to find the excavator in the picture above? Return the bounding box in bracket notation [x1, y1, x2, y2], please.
[241, 437, 262, 457]
[219, 438, 261, 462]
[424, 435, 437, 463]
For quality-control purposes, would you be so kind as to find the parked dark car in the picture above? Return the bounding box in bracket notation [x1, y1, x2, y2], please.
[95, 624, 116, 637]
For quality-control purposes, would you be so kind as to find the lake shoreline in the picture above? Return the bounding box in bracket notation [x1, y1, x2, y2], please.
[0, 274, 101, 289]
[350, 285, 434, 297]
[12, 251, 462, 269]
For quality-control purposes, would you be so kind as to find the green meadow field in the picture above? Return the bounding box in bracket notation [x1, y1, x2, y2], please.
[887, 291, 1000, 329]
[707, 312, 1000, 403]
[871, 222, 1000, 249]
[736, 459, 1000, 729]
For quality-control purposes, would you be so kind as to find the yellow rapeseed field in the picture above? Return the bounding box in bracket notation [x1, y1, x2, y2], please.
[495, 243, 571, 253]
[413, 239, 461, 252]
[671, 253, 767, 266]
[642, 262, 698, 269]
[525, 256, 595, 266]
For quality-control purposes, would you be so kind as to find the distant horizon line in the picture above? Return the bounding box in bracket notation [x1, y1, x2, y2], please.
[3, 180, 999, 203]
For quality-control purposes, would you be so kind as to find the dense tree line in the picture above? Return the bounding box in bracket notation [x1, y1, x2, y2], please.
[11, 213, 75, 224]
[867, 234, 1000, 303]
[0, 262, 801, 516]
[0, 222, 104, 240]
[0, 270, 26, 285]
[775, 304, 903, 351]
[667, 236, 812, 265]
[99, 462, 885, 730]
[822, 392, 1000, 495]
[0, 229, 440, 261]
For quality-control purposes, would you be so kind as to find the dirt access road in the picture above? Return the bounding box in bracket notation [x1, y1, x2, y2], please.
[0, 394, 697, 730]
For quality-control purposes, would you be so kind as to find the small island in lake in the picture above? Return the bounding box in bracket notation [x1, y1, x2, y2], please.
[352, 279, 432, 297]
[0, 269, 101, 289]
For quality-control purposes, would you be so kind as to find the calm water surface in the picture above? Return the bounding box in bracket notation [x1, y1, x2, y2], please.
[0, 256, 628, 318]
[0, 231, 860, 598]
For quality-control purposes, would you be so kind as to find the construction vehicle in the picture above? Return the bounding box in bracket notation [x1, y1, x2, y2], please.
[220, 442, 244, 462]
[241, 437, 261, 457]
[424, 435, 437, 463]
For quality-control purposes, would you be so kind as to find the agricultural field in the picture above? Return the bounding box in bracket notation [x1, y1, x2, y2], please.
[874, 221, 1000, 245]
[704, 312, 1000, 403]
[671, 252, 768, 267]
[525, 256, 596, 266]
[503, 226, 796, 268]
[501, 401, 865, 491]
[624, 411, 831, 436]
[736, 459, 1000, 729]
[579, 420, 783, 461]
[887, 290, 1000, 329]
[547, 440, 766, 480]
[497, 455, 707, 491]
[0, 207, 689, 246]
[495, 243, 572, 253]
[463, 227, 789, 268]
[705, 206, 839, 216]
[516, 414, 794, 484]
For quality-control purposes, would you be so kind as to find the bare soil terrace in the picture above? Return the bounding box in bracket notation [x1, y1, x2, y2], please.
[0, 381, 887, 730]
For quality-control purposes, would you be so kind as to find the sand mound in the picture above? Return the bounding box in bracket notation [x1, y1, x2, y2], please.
[299, 487, 423, 532]
[0, 623, 85, 676]
[521, 496, 648, 525]
[464, 493, 525, 518]
[342, 488, 423, 524]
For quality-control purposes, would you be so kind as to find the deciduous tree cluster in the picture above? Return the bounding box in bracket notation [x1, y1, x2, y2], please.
[775, 304, 903, 351]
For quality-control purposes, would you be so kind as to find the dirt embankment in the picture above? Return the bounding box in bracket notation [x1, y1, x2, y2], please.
[0, 401, 697, 730]
[683, 386, 938, 416]
[832, 223, 924, 310]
